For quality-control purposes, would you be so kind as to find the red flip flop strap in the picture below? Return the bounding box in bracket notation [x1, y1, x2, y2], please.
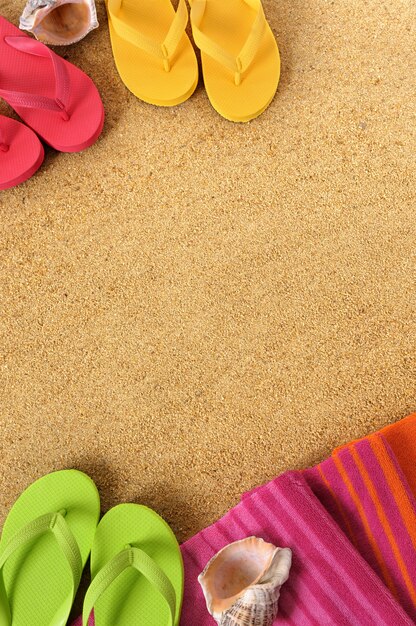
[0, 129, 6, 151]
[0, 36, 71, 118]
[0, 120, 9, 152]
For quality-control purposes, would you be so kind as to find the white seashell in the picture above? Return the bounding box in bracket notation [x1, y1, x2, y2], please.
[19, 0, 98, 46]
[198, 537, 292, 626]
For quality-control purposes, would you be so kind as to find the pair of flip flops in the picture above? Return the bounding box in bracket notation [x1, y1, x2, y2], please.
[106, 0, 280, 122]
[0, 470, 183, 626]
[0, 16, 104, 191]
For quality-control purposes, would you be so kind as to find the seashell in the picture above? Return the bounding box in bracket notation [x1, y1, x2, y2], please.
[19, 0, 98, 46]
[198, 536, 292, 626]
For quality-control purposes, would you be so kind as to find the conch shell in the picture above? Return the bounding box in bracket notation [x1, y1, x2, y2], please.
[198, 537, 292, 626]
[19, 0, 98, 45]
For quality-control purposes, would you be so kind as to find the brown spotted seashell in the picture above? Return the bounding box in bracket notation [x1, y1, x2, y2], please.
[20, 0, 98, 45]
[198, 537, 292, 626]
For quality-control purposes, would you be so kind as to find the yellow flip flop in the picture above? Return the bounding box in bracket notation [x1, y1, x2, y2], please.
[105, 0, 198, 106]
[189, 0, 280, 122]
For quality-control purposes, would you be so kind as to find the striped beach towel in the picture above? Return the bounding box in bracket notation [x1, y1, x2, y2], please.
[180, 414, 416, 625]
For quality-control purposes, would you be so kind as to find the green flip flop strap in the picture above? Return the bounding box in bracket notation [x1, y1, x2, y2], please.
[82, 546, 176, 626]
[0, 511, 82, 625]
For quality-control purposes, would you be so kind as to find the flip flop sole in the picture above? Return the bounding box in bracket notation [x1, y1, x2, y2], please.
[196, 0, 280, 122]
[91, 504, 183, 626]
[0, 470, 100, 626]
[0, 117, 44, 190]
[106, 0, 198, 107]
[0, 16, 104, 152]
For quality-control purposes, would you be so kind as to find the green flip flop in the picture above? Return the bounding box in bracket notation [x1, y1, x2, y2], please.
[0, 469, 100, 626]
[82, 503, 184, 626]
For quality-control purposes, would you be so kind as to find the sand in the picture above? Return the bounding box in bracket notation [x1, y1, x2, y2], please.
[1, 0, 415, 558]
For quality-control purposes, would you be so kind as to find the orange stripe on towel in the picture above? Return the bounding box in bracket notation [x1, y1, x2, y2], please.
[381, 413, 416, 499]
[332, 451, 398, 599]
[350, 445, 416, 607]
[333, 414, 416, 499]
[370, 435, 416, 555]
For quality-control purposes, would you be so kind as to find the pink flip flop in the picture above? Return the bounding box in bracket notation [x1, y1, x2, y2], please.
[0, 115, 44, 190]
[0, 16, 104, 152]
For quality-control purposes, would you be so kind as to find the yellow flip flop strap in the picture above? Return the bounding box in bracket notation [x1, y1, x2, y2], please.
[107, 0, 188, 71]
[190, 0, 267, 85]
